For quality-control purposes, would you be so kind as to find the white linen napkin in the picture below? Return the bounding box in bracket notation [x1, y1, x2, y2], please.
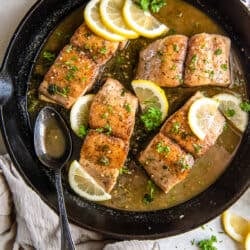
[0, 154, 249, 250]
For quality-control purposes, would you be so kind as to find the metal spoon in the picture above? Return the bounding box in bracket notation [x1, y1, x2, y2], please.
[34, 106, 75, 250]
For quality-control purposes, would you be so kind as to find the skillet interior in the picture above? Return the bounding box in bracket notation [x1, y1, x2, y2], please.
[0, 0, 249, 238]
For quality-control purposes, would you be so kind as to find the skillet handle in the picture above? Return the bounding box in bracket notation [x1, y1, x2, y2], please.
[0, 69, 13, 106]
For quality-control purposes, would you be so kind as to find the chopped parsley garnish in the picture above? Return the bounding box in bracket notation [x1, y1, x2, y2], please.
[156, 142, 170, 155]
[47, 84, 70, 97]
[143, 180, 156, 204]
[173, 44, 179, 52]
[124, 103, 131, 113]
[171, 122, 180, 134]
[197, 235, 217, 250]
[179, 156, 192, 171]
[193, 144, 202, 154]
[78, 125, 88, 138]
[101, 112, 109, 119]
[121, 88, 126, 96]
[136, 0, 166, 13]
[240, 101, 250, 112]
[167, 28, 176, 35]
[43, 51, 56, 62]
[100, 47, 107, 54]
[98, 156, 110, 166]
[191, 239, 195, 245]
[119, 166, 131, 175]
[65, 45, 72, 52]
[220, 64, 228, 71]
[140, 106, 162, 131]
[214, 48, 222, 55]
[96, 124, 112, 135]
[225, 108, 235, 117]
[189, 54, 197, 71]
[65, 63, 78, 81]
[205, 70, 214, 79]
[170, 64, 177, 70]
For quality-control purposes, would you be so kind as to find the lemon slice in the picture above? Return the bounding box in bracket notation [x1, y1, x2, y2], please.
[222, 210, 250, 243]
[245, 232, 250, 250]
[84, 0, 127, 41]
[213, 93, 248, 132]
[100, 0, 139, 39]
[70, 94, 94, 138]
[188, 97, 219, 140]
[68, 160, 111, 201]
[123, 0, 168, 38]
[131, 79, 168, 120]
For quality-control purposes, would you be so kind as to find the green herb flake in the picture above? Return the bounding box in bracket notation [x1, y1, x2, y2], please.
[205, 70, 214, 79]
[65, 63, 78, 82]
[189, 54, 197, 71]
[170, 64, 177, 70]
[47, 84, 70, 97]
[104, 124, 112, 135]
[156, 142, 170, 155]
[173, 44, 179, 52]
[65, 45, 72, 53]
[168, 28, 176, 35]
[179, 156, 192, 172]
[225, 108, 235, 117]
[78, 125, 88, 138]
[101, 112, 109, 119]
[137, 0, 166, 13]
[220, 64, 228, 71]
[143, 180, 156, 204]
[124, 103, 131, 113]
[140, 106, 162, 131]
[240, 101, 250, 112]
[119, 166, 131, 175]
[193, 144, 202, 154]
[197, 235, 217, 250]
[121, 88, 126, 96]
[214, 48, 222, 55]
[98, 156, 110, 166]
[191, 239, 195, 245]
[43, 51, 56, 62]
[171, 122, 180, 134]
[100, 47, 107, 54]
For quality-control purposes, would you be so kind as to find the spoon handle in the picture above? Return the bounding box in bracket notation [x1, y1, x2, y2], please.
[55, 169, 75, 250]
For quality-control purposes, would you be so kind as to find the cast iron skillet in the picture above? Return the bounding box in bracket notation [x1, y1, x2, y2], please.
[0, 0, 249, 239]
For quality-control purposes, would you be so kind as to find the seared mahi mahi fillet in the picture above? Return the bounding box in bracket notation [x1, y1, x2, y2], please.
[70, 23, 122, 65]
[89, 78, 138, 141]
[39, 45, 98, 109]
[136, 35, 188, 87]
[139, 133, 194, 193]
[80, 130, 129, 192]
[161, 91, 225, 158]
[184, 33, 231, 86]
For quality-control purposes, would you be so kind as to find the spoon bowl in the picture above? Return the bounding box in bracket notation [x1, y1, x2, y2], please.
[34, 106, 75, 250]
[34, 106, 72, 169]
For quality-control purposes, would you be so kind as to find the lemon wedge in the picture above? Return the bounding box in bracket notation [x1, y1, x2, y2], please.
[70, 94, 94, 138]
[68, 160, 111, 201]
[131, 79, 168, 121]
[100, 0, 139, 39]
[123, 0, 168, 38]
[84, 0, 127, 41]
[222, 210, 250, 243]
[188, 97, 219, 140]
[245, 232, 250, 250]
[213, 93, 248, 132]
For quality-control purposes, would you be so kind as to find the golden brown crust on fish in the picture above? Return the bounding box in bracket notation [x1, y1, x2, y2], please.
[79, 130, 129, 192]
[184, 33, 231, 87]
[70, 23, 122, 65]
[39, 45, 98, 109]
[139, 133, 194, 193]
[136, 35, 188, 87]
[89, 78, 138, 141]
[80, 130, 129, 169]
[161, 91, 225, 158]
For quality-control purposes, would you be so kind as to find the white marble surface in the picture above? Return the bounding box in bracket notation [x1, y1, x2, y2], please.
[0, 1, 249, 249]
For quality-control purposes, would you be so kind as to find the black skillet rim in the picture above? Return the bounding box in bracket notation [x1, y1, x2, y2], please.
[0, 0, 249, 239]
